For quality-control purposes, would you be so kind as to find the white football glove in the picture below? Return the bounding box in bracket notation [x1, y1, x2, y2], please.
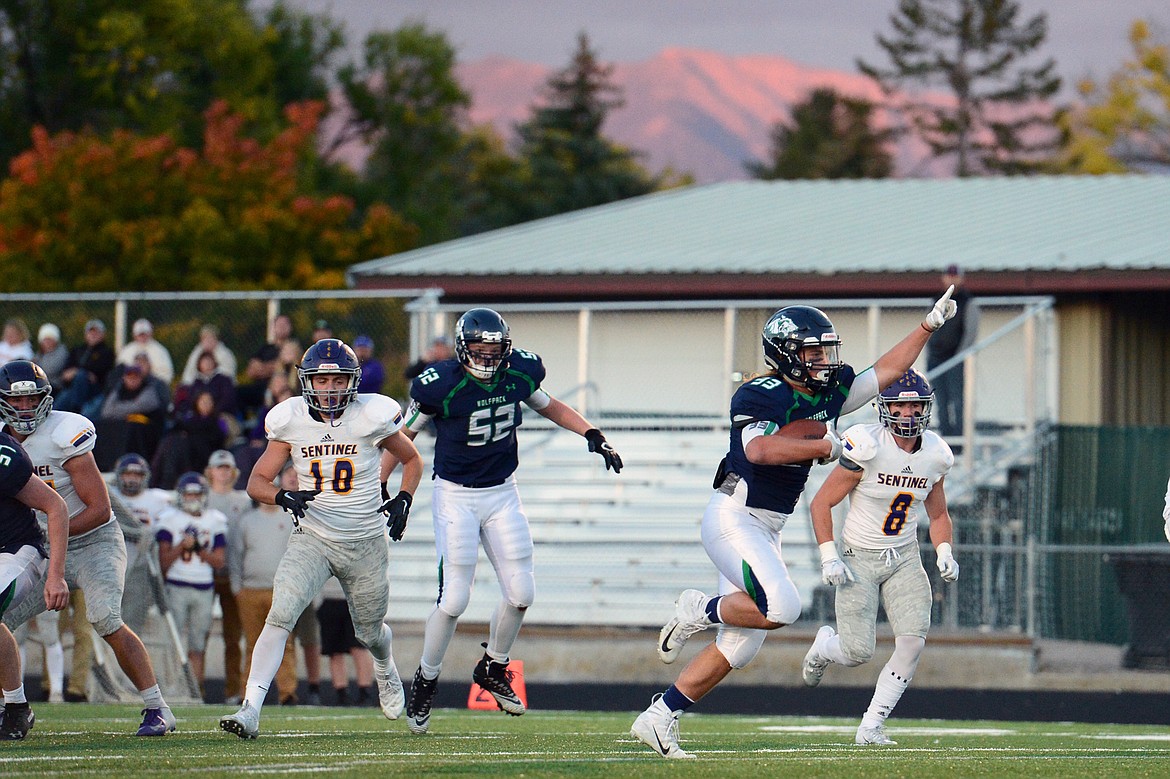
[818, 426, 843, 465]
[936, 541, 960, 582]
[818, 541, 855, 586]
[924, 284, 958, 331]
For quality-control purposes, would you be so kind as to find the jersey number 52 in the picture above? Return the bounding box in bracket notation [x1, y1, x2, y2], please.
[467, 406, 516, 446]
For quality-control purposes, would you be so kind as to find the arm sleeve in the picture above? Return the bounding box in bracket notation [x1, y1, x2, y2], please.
[841, 368, 880, 416]
[523, 389, 552, 411]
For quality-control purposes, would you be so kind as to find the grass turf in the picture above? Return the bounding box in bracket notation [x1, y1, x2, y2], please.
[2, 703, 1168, 777]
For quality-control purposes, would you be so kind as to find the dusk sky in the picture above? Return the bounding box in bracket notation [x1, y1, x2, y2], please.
[289, 1, 1169, 96]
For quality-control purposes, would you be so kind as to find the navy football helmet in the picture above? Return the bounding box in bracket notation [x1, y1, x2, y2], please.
[298, 338, 362, 418]
[175, 471, 209, 514]
[455, 308, 512, 381]
[114, 452, 151, 497]
[761, 306, 843, 391]
[877, 368, 934, 438]
[0, 360, 54, 435]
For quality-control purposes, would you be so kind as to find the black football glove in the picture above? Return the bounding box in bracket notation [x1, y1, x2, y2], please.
[275, 488, 319, 523]
[584, 428, 623, 473]
[380, 483, 412, 542]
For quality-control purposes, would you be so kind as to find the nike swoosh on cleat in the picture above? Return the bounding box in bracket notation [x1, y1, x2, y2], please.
[654, 730, 671, 756]
[660, 625, 678, 654]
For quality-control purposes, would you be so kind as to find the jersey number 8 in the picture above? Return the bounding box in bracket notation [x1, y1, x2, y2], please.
[882, 492, 914, 536]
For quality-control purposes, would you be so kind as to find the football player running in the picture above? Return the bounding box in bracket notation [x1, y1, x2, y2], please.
[801, 369, 957, 746]
[402, 308, 623, 734]
[631, 289, 956, 759]
[0, 360, 177, 736]
[0, 430, 68, 740]
[220, 338, 421, 739]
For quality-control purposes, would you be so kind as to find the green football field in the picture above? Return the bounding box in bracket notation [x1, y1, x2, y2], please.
[2, 703, 1168, 777]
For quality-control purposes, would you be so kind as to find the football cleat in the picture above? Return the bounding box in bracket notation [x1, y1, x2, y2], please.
[801, 625, 836, 687]
[136, 706, 177, 736]
[374, 658, 405, 720]
[0, 703, 34, 740]
[406, 666, 438, 734]
[855, 723, 897, 745]
[630, 696, 694, 759]
[219, 701, 260, 739]
[472, 652, 525, 716]
[657, 589, 712, 664]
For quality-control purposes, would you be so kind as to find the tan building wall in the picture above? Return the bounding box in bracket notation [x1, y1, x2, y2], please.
[1057, 302, 1106, 425]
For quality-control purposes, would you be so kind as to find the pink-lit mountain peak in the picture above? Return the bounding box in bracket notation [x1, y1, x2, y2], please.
[457, 47, 894, 182]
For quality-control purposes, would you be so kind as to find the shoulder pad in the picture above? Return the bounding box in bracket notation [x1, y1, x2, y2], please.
[410, 361, 461, 406]
[50, 411, 97, 456]
[840, 424, 879, 464]
[507, 349, 546, 386]
[923, 430, 955, 472]
[358, 394, 405, 433]
[264, 397, 299, 440]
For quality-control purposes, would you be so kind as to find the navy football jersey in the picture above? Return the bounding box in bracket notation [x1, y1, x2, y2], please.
[724, 365, 858, 514]
[408, 350, 547, 485]
[0, 430, 44, 555]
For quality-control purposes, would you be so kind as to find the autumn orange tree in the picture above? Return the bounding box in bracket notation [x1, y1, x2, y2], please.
[0, 100, 417, 292]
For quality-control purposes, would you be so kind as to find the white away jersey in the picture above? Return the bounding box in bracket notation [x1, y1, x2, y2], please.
[12, 410, 113, 536]
[838, 423, 954, 549]
[114, 487, 175, 531]
[265, 394, 404, 541]
[155, 506, 227, 587]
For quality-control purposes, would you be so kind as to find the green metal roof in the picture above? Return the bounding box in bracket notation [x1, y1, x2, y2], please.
[347, 175, 1170, 280]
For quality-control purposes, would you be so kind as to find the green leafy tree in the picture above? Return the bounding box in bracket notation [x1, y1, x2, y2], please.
[858, 0, 1061, 176]
[1059, 20, 1170, 173]
[513, 33, 663, 219]
[262, 1, 347, 108]
[0, 101, 417, 292]
[335, 22, 472, 242]
[747, 88, 893, 179]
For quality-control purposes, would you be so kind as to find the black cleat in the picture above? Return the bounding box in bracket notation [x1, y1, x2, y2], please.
[472, 651, 525, 716]
[406, 667, 438, 734]
[0, 703, 34, 740]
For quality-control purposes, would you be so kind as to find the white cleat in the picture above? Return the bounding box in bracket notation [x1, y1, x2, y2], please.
[374, 658, 406, 720]
[801, 625, 836, 687]
[855, 723, 897, 745]
[630, 701, 695, 759]
[657, 589, 711, 664]
[219, 700, 260, 739]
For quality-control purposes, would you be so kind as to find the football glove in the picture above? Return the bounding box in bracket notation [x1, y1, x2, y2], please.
[585, 429, 623, 473]
[818, 541, 855, 586]
[275, 489, 319, 521]
[818, 426, 843, 465]
[924, 284, 958, 331]
[380, 483, 412, 542]
[936, 542, 960, 582]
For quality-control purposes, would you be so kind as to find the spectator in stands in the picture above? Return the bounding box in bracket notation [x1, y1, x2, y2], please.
[177, 351, 237, 417]
[270, 314, 295, 350]
[237, 343, 279, 423]
[319, 576, 375, 706]
[404, 336, 454, 380]
[175, 390, 229, 473]
[117, 318, 175, 385]
[180, 324, 237, 385]
[229, 462, 314, 706]
[34, 323, 69, 393]
[311, 319, 332, 343]
[354, 335, 385, 394]
[156, 473, 227, 700]
[276, 339, 303, 393]
[55, 319, 115, 416]
[99, 359, 170, 463]
[204, 450, 252, 707]
[0, 318, 33, 363]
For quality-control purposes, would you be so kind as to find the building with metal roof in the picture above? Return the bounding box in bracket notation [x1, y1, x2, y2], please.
[349, 176, 1170, 300]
